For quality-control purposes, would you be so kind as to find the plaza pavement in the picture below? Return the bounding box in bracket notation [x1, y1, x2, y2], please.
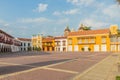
[73, 53, 119, 80]
[0, 52, 116, 80]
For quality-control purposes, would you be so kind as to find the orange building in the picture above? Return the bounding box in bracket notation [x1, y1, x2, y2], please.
[42, 37, 55, 51]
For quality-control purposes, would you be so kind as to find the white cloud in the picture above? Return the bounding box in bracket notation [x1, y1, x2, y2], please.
[63, 9, 79, 15]
[0, 19, 10, 27]
[67, 0, 95, 6]
[102, 4, 120, 18]
[53, 9, 79, 16]
[34, 3, 48, 12]
[81, 19, 109, 29]
[53, 11, 61, 16]
[19, 17, 69, 25]
[20, 17, 52, 23]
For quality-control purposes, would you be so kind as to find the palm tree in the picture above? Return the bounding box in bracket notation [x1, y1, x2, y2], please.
[83, 26, 91, 30]
[117, 0, 120, 4]
[117, 29, 120, 34]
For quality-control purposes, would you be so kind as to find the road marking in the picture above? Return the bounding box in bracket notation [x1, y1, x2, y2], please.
[72, 54, 115, 80]
[0, 61, 36, 67]
[0, 58, 78, 79]
[43, 67, 79, 74]
[0, 66, 45, 79]
[0, 53, 111, 79]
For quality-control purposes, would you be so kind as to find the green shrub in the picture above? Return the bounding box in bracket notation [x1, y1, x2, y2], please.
[116, 76, 120, 80]
[81, 48, 84, 51]
[88, 48, 91, 51]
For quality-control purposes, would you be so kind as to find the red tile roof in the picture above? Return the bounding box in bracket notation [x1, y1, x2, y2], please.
[54, 36, 67, 39]
[42, 37, 54, 42]
[68, 29, 110, 36]
[18, 38, 31, 41]
[0, 29, 14, 38]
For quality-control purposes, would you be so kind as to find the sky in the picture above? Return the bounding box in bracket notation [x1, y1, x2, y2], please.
[0, 0, 120, 38]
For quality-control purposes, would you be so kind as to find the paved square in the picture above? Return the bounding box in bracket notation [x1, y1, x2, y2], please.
[0, 52, 111, 80]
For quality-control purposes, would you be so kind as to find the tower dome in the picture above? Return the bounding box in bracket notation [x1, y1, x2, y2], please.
[64, 26, 70, 32]
[64, 26, 71, 36]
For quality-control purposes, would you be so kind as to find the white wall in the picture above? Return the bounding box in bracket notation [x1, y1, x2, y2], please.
[55, 38, 67, 52]
[20, 41, 32, 51]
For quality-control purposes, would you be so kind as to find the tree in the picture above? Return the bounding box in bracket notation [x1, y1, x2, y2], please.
[117, 29, 120, 35]
[117, 0, 120, 4]
[83, 26, 91, 30]
[28, 47, 32, 51]
[88, 48, 91, 51]
[81, 48, 84, 51]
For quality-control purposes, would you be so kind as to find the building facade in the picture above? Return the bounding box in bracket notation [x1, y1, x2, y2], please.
[110, 25, 120, 52]
[68, 29, 110, 52]
[42, 37, 55, 51]
[55, 36, 67, 52]
[30, 25, 120, 52]
[67, 25, 119, 52]
[0, 29, 21, 53]
[32, 34, 42, 50]
[17, 38, 32, 51]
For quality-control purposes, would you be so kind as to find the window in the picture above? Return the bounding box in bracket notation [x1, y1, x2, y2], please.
[102, 38, 106, 43]
[78, 39, 82, 44]
[84, 39, 88, 43]
[90, 39, 95, 43]
[28, 43, 30, 47]
[55, 42, 57, 46]
[24, 43, 26, 46]
[21, 43, 22, 46]
[55, 41, 60, 46]
[110, 36, 117, 42]
[68, 39, 72, 45]
[118, 37, 120, 42]
[58, 42, 60, 46]
[62, 41, 66, 46]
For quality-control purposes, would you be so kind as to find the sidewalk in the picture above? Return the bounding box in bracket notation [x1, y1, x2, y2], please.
[73, 53, 119, 80]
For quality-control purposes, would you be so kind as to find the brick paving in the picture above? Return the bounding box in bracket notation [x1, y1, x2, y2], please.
[0, 52, 111, 80]
[73, 53, 119, 80]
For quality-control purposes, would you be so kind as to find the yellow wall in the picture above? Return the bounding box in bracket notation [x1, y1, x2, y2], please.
[68, 34, 110, 52]
[32, 35, 42, 49]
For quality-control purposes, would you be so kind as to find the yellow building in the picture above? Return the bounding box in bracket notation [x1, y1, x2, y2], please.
[32, 34, 42, 50]
[31, 25, 120, 52]
[68, 29, 110, 52]
[42, 37, 55, 51]
[67, 25, 119, 52]
[110, 25, 120, 52]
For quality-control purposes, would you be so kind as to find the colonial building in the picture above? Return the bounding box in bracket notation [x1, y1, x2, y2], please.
[32, 34, 42, 50]
[0, 29, 21, 53]
[17, 38, 32, 51]
[42, 37, 55, 51]
[67, 25, 111, 52]
[54, 36, 67, 52]
[110, 25, 120, 52]
[67, 25, 120, 52]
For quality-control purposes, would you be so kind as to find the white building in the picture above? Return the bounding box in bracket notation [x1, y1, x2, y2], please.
[17, 38, 32, 51]
[55, 36, 67, 52]
[11, 39, 21, 52]
[0, 29, 21, 53]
